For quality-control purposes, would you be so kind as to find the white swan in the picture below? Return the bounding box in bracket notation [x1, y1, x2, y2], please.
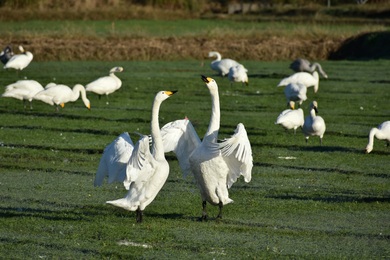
[302, 101, 326, 144]
[283, 82, 307, 106]
[275, 101, 304, 134]
[101, 90, 176, 223]
[228, 64, 248, 86]
[4, 45, 33, 71]
[209, 51, 240, 76]
[160, 76, 253, 220]
[365, 121, 390, 154]
[277, 71, 319, 93]
[33, 84, 91, 111]
[85, 66, 123, 103]
[290, 58, 328, 79]
[0, 45, 14, 65]
[1, 80, 44, 109]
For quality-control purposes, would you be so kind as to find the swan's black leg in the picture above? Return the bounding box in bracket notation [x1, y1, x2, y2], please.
[216, 201, 223, 219]
[136, 208, 143, 223]
[201, 201, 207, 221]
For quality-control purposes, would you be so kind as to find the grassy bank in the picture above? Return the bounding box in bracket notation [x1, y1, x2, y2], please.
[0, 59, 389, 258]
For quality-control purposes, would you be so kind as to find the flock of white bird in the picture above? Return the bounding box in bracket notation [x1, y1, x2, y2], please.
[1, 46, 389, 222]
[1, 45, 124, 110]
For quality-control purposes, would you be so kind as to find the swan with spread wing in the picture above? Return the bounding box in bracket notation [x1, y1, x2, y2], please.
[161, 76, 253, 220]
[95, 90, 177, 223]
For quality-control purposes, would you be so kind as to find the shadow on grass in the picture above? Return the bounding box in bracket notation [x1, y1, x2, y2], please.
[265, 194, 390, 204]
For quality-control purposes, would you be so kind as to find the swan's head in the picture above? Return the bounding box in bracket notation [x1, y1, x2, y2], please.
[311, 101, 318, 113]
[201, 75, 218, 90]
[208, 51, 218, 58]
[18, 45, 25, 53]
[84, 99, 91, 110]
[365, 144, 373, 154]
[288, 101, 295, 110]
[110, 67, 123, 73]
[156, 90, 177, 102]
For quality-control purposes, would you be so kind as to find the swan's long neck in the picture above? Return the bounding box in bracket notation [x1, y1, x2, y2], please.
[205, 87, 220, 140]
[71, 85, 87, 102]
[311, 63, 326, 77]
[110, 73, 122, 88]
[210, 52, 222, 62]
[151, 97, 164, 160]
[367, 128, 378, 148]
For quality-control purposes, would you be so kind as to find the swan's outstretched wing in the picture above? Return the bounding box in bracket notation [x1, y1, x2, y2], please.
[94, 132, 134, 187]
[124, 135, 154, 190]
[160, 119, 201, 177]
[219, 123, 253, 188]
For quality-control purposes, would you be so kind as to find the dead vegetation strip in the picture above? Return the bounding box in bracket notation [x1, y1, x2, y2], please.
[0, 35, 345, 61]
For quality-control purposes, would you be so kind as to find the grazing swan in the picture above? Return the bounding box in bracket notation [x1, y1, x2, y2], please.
[290, 58, 328, 79]
[209, 51, 240, 76]
[275, 101, 304, 134]
[283, 82, 307, 106]
[303, 101, 326, 144]
[365, 121, 390, 154]
[103, 90, 177, 223]
[2, 80, 44, 109]
[277, 71, 319, 93]
[85, 66, 123, 103]
[0, 45, 14, 65]
[228, 64, 248, 86]
[34, 84, 91, 111]
[4, 45, 33, 71]
[160, 76, 253, 220]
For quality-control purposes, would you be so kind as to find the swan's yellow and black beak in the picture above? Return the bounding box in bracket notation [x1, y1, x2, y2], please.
[165, 90, 177, 96]
[201, 75, 212, 83]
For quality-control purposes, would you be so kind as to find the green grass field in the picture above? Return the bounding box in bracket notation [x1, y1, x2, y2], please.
[0, 59, 389, 258]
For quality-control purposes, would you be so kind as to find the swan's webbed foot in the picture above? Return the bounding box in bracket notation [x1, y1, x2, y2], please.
[136, 208, 143, 223]
[216, 201, 223, 219]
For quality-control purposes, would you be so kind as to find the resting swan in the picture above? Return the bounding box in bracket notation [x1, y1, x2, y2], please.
[275, 101, 304, 134]
[365, 121, 390, 154]
[277, 71, 319, 93]
[161, 76, 253, 220]
[85, 66, 123, 104]
[302, 101, 326, 145]
[100, 90, 177, 223]
[1, 80, 44, 109]
[33, 84, 91, 111]
[209, 51, 240, 77]
[4, 45, 33, 71]
[290, 58, 328, 79]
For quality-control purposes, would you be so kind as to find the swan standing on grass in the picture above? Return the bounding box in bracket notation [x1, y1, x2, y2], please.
[228, 64, 249, 86]
[160, 76, 253, 220]
[303, 101, 326, 145]
[277, 71, 319, 93]
[209, 51, 240, 76]
[33, 84, 91, 111]
[283, 82, 307, 106]
[85, 66, 123, 104]
[275, 101, 304, 134]
[4, 45, 33, 71]
[102, 90, 177, 223]
[365, 121, 390, 154]
[290, 58, 328, 79]
[0, 46, 14, 65]
[1, 80, 44, 109]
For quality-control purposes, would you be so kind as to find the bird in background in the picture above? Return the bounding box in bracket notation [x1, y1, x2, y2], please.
[0, 45, 14, 65]
[228, 64, 248, 86]
[1, 79, 44, 109]
[4, 45, 33, 71]
[98, 90, 177, 223]
[160, 76, 253, 220]
[33, 83, 91, 111]
[365, 121, 390, 154]
[208, 51, 241, 77]
[303, 101, 326, 145]
[275, 101, 304, 135]
[283, 82, 307, 107]
[277, 71, 319, 93]
[290, 58, 328, 79]
[85, 66, 124, 104]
